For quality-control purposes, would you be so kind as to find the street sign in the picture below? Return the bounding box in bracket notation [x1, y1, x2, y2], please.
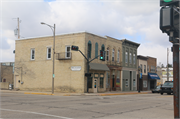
[53, 74, 55, 78]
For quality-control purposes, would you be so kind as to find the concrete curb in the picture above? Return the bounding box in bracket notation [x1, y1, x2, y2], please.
[98, 92, 151, 96]
[24, 92, 54, 95]
[63, 92, 152, 96]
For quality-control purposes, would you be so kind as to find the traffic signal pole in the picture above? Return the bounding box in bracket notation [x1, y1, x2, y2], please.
[173, 43, 179, 118]
[78, 49, 100, 93]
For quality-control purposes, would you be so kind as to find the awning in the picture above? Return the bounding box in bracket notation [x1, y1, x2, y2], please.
[89, 63, 110, 71]
[148, 73, 160, 80]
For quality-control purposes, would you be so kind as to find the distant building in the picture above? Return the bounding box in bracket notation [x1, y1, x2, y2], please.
[137, 55, 148, 91]
[161, 68, 173, 83]
[137, 56, 160, 90]
[0, 62, 14, 84]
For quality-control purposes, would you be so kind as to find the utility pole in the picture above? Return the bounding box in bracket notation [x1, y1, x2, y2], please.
[167, 48, 169, 81]
[17, 17, 20, 39]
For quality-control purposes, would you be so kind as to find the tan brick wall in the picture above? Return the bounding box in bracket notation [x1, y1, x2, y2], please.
[15, 33, 86, 93]
[147, 57, 157, 73]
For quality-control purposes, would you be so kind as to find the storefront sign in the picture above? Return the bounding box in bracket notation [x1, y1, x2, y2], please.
[71, 66, 81, 71]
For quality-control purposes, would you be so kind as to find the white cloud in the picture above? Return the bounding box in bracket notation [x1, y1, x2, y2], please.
[0, 0, 173, 66]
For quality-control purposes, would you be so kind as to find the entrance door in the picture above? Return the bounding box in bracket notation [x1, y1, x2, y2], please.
[94, 79, 98, 93]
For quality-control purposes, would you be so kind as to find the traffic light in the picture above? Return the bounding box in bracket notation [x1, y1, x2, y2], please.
[160, 0, 179, 7]
[71, 45, 79, 51]
[100, 50, 105, 61]
[159, 0, 179, 42]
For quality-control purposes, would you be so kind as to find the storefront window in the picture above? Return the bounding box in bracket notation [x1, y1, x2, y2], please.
[133, 79, 136, 87]
[143, 81, 147, 88]
[125, 79, 128, 87]
[100, 78, 104, 88]
[88, 77, 92, 88]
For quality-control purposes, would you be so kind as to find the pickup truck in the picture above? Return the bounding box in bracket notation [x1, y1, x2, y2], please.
[159, 81, 173, 95]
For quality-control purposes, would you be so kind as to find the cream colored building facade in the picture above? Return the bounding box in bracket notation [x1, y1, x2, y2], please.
[14, 32, 125, 93]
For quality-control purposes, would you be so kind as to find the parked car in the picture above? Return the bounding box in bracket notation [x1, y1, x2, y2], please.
[159, 81, 173, 95]
[151, 85, 161, 93]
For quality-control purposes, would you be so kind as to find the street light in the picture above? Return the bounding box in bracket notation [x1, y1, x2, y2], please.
[41, 22, 55, 94]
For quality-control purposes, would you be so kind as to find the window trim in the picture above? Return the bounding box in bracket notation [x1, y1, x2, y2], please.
[31, 48, 35, 60]
[65, 45, 71, 58]
[47, 47, 51, 59]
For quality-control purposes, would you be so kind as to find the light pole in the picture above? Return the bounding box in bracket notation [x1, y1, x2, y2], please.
[138, 66, 141, 93]
[41, 22, 55, 94]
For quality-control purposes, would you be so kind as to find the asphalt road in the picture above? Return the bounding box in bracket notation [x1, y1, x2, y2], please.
[0, 92, 173, 119]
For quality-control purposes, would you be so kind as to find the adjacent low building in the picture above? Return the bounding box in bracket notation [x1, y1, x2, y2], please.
[137, 56, 160, 91]
[0, 62, 14, 89]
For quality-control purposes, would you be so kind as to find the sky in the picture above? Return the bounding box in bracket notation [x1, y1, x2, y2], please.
[0, 0, 173, 66]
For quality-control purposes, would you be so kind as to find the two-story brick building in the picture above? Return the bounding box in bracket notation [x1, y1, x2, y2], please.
[137, 55, 148, 91]
[14, 32, 139, 93]
[121, 40, 140, 91]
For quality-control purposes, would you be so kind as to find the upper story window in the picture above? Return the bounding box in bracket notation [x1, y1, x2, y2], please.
[101, 44, 105, 51]
[112, 49, 115, 62]
[150, 66, 155, 72]
[144, 65, 146, 73]
[125, 52, 128, 63]
[117, 50, 120, 63]
[129, 53, 132, 64]
[95, 43, 98, 58]
[133, 54, 135, 65]
[88, 41, 92, 58]
[65, 46, 71, 58]
[106, 47, 109, 61]
[31, 48, 35, 60]
[140, 64, 142, 73]
[47, 47, 51, 59]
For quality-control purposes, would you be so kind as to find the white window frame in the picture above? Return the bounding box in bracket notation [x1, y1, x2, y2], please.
[65, 46, 71, 58]
[112, 49, 115, 62]
[31, 48, 35, 60]
[106, 48, 109, 61]
[117, 50, 120, 63]
[47, 47, 51, 59]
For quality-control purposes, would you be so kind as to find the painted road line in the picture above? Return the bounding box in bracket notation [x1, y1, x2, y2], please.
[0, 108, 73, 119]
[24, 92, 54, 95]
[157, 96, 173, 98]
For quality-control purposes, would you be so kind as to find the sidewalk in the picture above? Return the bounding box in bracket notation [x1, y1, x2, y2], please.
[0, 89, 152, 96]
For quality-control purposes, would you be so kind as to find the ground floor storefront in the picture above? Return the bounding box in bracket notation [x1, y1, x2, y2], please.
[121, 68, 137, 91]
